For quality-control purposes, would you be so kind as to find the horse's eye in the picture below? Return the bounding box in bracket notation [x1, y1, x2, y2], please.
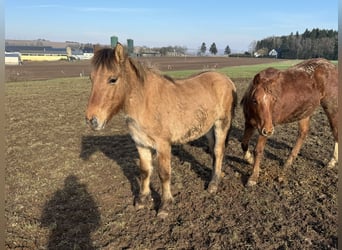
[108, 77, 117, 85]
[252, 98, 257, 104]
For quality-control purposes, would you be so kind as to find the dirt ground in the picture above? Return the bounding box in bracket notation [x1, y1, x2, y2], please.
[5, 57, 337, 249]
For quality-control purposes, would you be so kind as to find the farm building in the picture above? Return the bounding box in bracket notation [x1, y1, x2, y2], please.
[5, 45, 93, 62]
[5, 52, 23, 65]
[269, 49, 278, 58]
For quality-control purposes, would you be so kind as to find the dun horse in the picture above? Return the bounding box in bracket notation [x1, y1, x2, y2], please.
[241, 58, 338, 186]
[85, 43, 237, 217]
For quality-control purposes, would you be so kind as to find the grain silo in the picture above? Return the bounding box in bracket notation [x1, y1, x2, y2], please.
[110, 36, 118, 48]
[127, 39, 134, 55]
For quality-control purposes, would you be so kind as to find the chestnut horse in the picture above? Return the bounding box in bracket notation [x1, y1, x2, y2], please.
[85, 43, 237, 217]
[241, 58, 338, 186]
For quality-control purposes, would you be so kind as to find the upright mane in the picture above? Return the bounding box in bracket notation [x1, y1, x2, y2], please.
[91, 47, 147, 84]
[92, 48, 116, 70]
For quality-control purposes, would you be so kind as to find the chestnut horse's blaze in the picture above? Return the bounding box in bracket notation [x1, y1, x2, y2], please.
[85, 43, 237, 217]
[241, 58, 338, 186]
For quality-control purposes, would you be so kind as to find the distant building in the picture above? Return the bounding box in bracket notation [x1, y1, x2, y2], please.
[5, 44, 93, 62]
[269, 49, 278, 58]
[5, 52, 22, 65]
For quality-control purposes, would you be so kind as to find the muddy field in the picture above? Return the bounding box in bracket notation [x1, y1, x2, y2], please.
[5, 57, 337, 249]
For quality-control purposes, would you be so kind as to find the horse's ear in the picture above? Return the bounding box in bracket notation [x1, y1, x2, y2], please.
[253, 73, 260, 85]
[114, 43, 125, 63]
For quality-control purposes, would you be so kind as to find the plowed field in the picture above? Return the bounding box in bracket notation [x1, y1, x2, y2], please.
[6, 57, 337, 249]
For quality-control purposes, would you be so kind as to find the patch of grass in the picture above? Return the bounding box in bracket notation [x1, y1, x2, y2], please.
[165, 59, 337, 80]
[165, 60, 303, 79]
[217, 60, 302, 79]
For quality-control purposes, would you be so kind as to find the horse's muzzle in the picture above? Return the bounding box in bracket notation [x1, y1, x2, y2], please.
[261, 127, 274, 137]
[86, 116, 106, 130]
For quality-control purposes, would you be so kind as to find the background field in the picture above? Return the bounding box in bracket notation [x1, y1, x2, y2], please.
[5, 57, 337, 249]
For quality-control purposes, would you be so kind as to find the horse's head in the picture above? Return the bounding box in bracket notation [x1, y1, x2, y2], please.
[244, 68, 280, 137]
[85, 43, 127, 130]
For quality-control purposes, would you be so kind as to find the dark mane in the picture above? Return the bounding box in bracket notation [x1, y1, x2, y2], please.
[128, 57, 147, 84]
[92, 48, 116, 70]
[163, 74, 176, 83]
[92, 47, 147, 83]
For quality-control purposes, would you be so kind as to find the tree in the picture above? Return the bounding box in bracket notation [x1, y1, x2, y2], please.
[209, 42, 218, 55]
[254, 28, 337, 59]
[200, 42, 206, 55]
[224, 45, 231, 56]
[248, 40, 256, 55]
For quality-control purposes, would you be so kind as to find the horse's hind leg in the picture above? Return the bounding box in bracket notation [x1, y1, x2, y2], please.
[207, 120, 229, 193]
[327, 142, 338, 168]
[321, 102, 338, 168]
[205, 128, 215, 154]
[279, 117, 310, 182]
[135, 146, 153, 209]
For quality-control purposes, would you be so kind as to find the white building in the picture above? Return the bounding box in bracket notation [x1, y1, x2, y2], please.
[5, 52, 23, 65]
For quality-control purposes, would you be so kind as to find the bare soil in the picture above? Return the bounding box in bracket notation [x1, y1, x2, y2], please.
[5, 57, 337, 249]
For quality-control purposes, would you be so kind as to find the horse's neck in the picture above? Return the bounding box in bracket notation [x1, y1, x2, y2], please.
[123, 73, 163, 118]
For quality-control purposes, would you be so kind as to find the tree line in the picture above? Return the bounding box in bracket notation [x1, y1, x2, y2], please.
[254, 28, 338, 60]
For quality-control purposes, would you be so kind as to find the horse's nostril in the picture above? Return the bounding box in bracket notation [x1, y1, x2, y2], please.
[86, 116, 98, 128]
[90, 116, 98, 128]
[262, 127, 274, 137]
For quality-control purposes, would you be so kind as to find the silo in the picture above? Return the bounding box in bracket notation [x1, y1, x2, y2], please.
[110, 36, 118, 48]
[127, 39, 134, 55]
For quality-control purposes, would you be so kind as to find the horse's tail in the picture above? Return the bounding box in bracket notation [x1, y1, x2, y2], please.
[225, 88, 238, 147]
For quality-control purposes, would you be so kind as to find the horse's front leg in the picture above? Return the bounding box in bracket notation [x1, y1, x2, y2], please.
[135, 146, 153, 209]
[241, 123, 255, 165]
[279, 117, 310, 183]
[207, 121, 228, 193]
[156, 142, 173, 218]
[247, 135, 267, 186]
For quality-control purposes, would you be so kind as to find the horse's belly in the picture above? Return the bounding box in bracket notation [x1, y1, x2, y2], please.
[171, 115, 215, 144]
[172, 123, 212, 144]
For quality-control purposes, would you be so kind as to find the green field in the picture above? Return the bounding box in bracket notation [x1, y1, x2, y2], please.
[165, 59, 338, 79]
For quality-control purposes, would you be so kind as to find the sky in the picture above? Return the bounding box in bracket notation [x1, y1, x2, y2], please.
[5, 0, 338, 53]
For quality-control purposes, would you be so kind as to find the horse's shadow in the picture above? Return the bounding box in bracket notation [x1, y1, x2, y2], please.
[79, 134, 216, 207]
[80, 134, 163, 208]
[80, 125, 296, 199]
[188, 125, 296, 185]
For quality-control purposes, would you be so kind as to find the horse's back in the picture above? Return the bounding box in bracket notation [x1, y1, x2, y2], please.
[243, 59, 337, 125]
[173, 71, 236, 109]
[177, 71, 235, 91]
[291, 58, 337, 99]
[158, 71, 236, 143]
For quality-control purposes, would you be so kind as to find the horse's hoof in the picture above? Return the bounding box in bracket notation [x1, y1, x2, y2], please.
[157, 209, 169, 219]
[244, 151, 254, 165]
[246, 179, 257, 187]
[327, 160, 337, 169]
[134, 195, 151, 210]
[207, 183, 218, 194]
[135, 203, 145, 210]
